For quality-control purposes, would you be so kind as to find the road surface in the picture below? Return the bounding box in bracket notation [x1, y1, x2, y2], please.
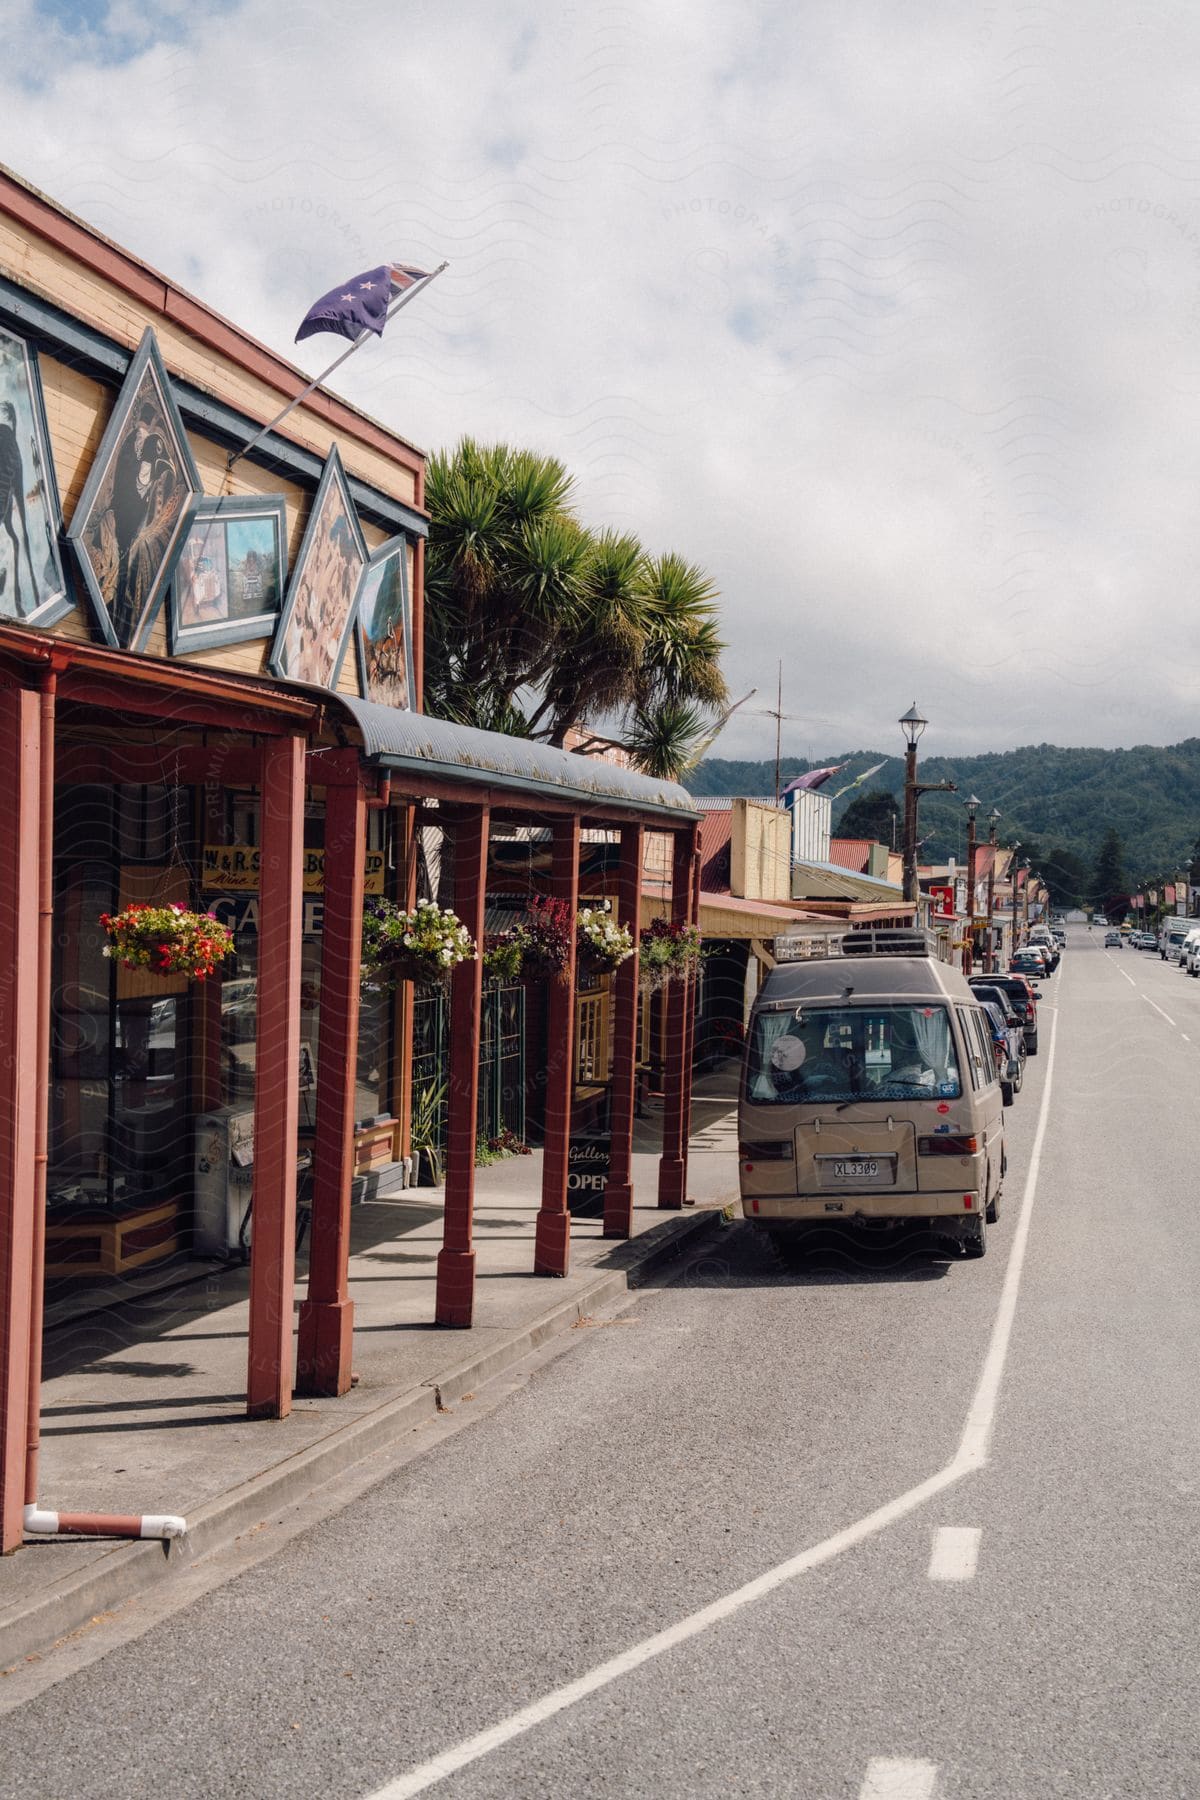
[4, 927, 1199, 1798]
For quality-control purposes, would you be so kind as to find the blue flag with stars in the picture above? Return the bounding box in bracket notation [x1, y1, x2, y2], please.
[295, 263, 431, 343]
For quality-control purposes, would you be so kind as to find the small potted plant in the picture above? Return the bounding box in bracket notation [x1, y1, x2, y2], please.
[639, 918, 702, 991]
[410, 1078, 447, 1187]
[99, 902, 234, 982]
[361, 897, 477, 990]
[575, 902, 635, 983]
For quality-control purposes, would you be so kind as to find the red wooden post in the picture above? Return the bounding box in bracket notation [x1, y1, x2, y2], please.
[658, 828, 694, 1209]
[435, 803, 490, 1327]
[246, 735, 305, 1419]
[603, 822, 643, 1239]
[534, 815, 581, 1276]
[297, 771, 366, 1396]
[0, 685, 42, 1551]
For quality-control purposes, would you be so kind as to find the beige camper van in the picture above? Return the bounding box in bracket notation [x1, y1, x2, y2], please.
[739, 929, 1005, 1256]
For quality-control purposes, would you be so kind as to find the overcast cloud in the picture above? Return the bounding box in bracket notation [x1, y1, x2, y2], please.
[2, 0, 1198, 763]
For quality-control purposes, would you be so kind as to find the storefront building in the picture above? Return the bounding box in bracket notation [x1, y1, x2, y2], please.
[0, 169, 701, 1552]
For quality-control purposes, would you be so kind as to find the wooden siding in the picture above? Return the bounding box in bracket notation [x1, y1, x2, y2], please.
[0, 216, 418, 510]
[35, 351, 388, 693]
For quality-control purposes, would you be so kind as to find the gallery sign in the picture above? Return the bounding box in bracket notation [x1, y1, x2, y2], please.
[203, 844, 385, 894]
[567, 1133, 610, 1217]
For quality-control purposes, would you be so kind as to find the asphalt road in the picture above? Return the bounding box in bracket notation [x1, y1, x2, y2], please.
[5, 925, 1200, 1799]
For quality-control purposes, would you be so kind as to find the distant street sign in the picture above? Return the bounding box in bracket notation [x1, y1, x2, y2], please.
[928, 884, 954, 919]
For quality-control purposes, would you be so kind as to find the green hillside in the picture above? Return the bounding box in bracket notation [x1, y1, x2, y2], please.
[688, 742, 1200, 879]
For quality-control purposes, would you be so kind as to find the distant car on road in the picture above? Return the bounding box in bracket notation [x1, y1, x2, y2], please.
[1104, 930, 1121, 947]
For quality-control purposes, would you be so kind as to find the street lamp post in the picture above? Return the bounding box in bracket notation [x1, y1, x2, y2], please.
[962, 795, 981, 975]
[1021, 858, 1032, 943]
[899, 704, 957, 918]
[984, 807, 1001, 972]
[899, 704, 926, 908]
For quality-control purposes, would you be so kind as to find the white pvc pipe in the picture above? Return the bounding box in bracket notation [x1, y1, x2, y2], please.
[24, 1503, 187, 1540]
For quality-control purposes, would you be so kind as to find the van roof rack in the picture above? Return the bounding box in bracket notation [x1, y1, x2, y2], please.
[840, 927, 937, 959]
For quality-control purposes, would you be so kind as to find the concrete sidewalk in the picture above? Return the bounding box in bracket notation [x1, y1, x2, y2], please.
[0, 1069, 742, 1668]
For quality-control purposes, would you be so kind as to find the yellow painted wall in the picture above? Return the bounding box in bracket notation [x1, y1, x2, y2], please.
[730, 799, 790, 901]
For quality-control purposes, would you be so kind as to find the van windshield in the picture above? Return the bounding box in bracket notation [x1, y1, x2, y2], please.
[745, 1004, 962, 1105]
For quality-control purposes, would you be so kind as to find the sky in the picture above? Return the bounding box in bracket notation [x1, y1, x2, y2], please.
[2, 0, 1199, 765]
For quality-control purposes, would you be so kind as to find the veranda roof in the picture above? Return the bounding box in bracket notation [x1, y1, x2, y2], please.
[331, 696, 701, 822]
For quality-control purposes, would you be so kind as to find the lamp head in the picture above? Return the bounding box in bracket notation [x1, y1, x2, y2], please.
[898, 703, 927, 748]
[964, 793, 981, 822]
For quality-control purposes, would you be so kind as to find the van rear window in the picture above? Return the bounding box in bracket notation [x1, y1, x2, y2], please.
[745, 1005, 962, 1105]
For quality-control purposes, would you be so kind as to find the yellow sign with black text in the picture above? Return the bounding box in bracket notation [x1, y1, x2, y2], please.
[202, 845, 385, 895]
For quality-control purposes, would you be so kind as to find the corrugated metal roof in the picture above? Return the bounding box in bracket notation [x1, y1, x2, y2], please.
[790, 858, 905, 903]
[331, 697, 700, 819]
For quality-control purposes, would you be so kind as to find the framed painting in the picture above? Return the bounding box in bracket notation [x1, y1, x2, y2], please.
[0, 324, 72, 628]
[355, 534, 414, 709]
[269, 445, 367, 689]
[165, 494, 288, 653]
[65, 327, 202, 651]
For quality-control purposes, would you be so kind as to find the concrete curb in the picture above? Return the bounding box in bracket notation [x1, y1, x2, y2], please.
[0, 1206, 722, 1671]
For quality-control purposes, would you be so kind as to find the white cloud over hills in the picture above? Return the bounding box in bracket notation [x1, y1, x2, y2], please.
[3, 0, 1200, 763]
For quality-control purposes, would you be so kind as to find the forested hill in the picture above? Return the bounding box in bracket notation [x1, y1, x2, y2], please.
[687, 741, 1200, 873]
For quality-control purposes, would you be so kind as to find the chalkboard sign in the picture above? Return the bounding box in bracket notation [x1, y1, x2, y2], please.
[567, 1134, 610, 1217]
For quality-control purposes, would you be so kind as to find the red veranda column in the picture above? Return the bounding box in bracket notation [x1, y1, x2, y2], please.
[534, 815, 581, 1276]
[297, 768, 366, 1397]
[247, 735, 305, 1419]
[435, 803, 490, 1327]
[657, 827, 695, 1209]
[603, 822, 644, 1239]
[0, 684, 42, 1551]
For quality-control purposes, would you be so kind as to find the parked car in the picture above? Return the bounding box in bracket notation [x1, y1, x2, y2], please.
[1160, 921, 1190, 962]
[971, 988, 1025, 1105]
[1182, 928, 1200, 975]
[1011, 949, 1046, 980]
[740, 930, 1004, 1257]
[970, 973, 1039, 1055]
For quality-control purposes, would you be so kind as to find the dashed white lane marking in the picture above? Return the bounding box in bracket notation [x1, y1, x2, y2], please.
[928, 1526, 982, 1582]
[1143, 995, 1178, 1027]
[859, 1758, 940, 1799]
[366, 1012, 1061, 1800]
[1183, 1035, 1192, 1043]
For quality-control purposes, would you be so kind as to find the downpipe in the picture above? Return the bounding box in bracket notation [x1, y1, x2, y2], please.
[24, 1504, 186, 1541]
[23, 668, 186, 1547]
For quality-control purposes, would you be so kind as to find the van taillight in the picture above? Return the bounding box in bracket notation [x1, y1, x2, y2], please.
[738, 1141, 794, 1161]
[917, 1135, 979, 1155]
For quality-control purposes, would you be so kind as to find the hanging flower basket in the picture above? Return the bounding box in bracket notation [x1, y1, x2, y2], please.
[482, 928, 527, 986]
[576, 903, 635, 983]
[361, 897, 477, 991]
[99, 903, 234, 982]
[519, 896, 573, 984]
[639, 919, 703, 992]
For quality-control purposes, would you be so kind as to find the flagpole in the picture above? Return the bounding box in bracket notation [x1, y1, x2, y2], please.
[225, 262, 448, 474]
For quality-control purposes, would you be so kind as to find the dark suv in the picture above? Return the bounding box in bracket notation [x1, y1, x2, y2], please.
[969, 973, 1039, 1055]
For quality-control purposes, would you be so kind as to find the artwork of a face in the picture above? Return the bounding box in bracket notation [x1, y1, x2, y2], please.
[270, 448, 366, 689]
[67, 329, 201, 651]
[0, 326, 70, 628]
[356, 538, 413, 709]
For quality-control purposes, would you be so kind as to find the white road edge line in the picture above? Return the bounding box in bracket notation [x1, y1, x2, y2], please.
[927, 1525, 982, 1582]
[859, 1758, 940, 1800]
[364, 1011, 1062, 1800]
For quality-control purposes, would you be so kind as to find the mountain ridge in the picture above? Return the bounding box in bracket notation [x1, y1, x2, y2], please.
[687, 741, 1200, 874]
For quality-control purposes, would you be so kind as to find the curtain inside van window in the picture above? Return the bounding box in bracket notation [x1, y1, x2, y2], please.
[745, 1005, 962, 1105]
